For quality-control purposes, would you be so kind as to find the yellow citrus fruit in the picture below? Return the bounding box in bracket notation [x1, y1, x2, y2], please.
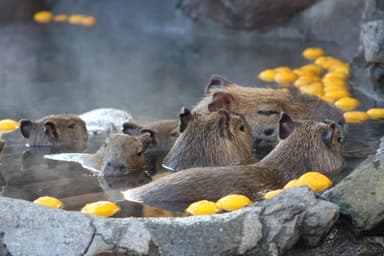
[332, 65, 350, 76]
[293, 68, 316, 77]
[323, 77, 347, 88]
[274, 66, 292, 73]
[321, 96, 336, 104]
[53, 14, 68, 23]
[262, 189, 283, 200]
[324, 71, 348, 80]
[215, 194, 252, 211]
[334, 97, 360, 111]
[324, 90, 350, 100]
[343, 111, 369, 123]
[302, 48, 326, 60]
[33, 196, 64, 209]
[185, 200, 221, 215]
[33, 11, 53, 24]
[300, 64, 324, 75]
[258, 69, 277, 82]
[274, 71, 298, 86]
[294, 76, 321, 87]
[300, 82, 324, 96]
[367, 108, 384, 119]
[68, 14, 84, 25]
[298, 172, 333, 192]
[283, 179, 308, 189]
[81, 201, 120, 217]
[0, 119, 19, 132]
[82, 16, 97, 26]
[323, 84, 348, 93]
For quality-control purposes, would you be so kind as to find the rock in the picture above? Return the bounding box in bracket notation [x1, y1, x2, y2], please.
[177, 0, 315, 30]
[361, 20, 384, 63]
[324, 149, 384, 232]
[79, 108, 134, 135]
[286, 220, 384, 256]
[0, 187, 338, 256]
[254, 187, 339, 254]
[0, 197, 94, 255]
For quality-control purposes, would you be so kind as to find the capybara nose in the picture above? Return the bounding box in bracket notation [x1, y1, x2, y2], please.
[263, 128, 275, 136]
[102, 160, 128, 176]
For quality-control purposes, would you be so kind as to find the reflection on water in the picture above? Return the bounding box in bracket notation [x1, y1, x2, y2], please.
[0, 0, 383, 217]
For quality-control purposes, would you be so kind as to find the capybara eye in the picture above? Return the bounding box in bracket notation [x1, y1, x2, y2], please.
[67, 123, 75, 129]
[337, 136, 343, 144]
[137, 151, 143, 157]
[239, 125, 245, 132]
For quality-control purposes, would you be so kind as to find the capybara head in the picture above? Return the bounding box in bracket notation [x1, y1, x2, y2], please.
[162, 107, 254, 171]
[122, 120, 179, 174]
[193, 74, 343, 157]
[122, 120, 179, 156]
[263, 113, 345, 179]
[97, 133, 152, 177]
[19, 114, 88, 150]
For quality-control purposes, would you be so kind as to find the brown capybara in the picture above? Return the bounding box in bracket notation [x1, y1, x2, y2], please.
[93, 133, 153, 177]
[163, 107, 254, 172]
[124, 113, 344, 211]
[193, 75, 344, 157]
[122, 119, 179, 175]
[19, 114, 88, 150]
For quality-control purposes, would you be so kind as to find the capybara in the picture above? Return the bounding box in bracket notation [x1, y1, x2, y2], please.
[44, 132, 153, 178]
[122, 119, 179, 174]
[93, 133, 153, 176]
[20, 114, 88, 150]
[163, 107, 254, 171]
[193, 75, 344, 157]
[124, 113, 344, 211]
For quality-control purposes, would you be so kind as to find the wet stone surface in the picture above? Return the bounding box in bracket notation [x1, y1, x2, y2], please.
[0, 187, 338, 256]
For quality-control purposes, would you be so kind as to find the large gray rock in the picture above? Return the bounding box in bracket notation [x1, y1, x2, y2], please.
[0, 187, 339, 256]
[324, 150, 384, 232]
[361, 20, 384, 63]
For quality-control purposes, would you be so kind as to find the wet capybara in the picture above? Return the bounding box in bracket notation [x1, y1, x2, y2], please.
[124, 113, 344, 211]
[19, 114, 88, 150]
[193, 75, 344, 157]
[163, 107, 254, 171]
[93, 133, 153, 177]
[122, 119, 179, 175]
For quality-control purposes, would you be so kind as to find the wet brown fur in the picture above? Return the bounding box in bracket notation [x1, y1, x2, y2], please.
[163, 109, 254, 171]
[124, 115, 344, 211]
[92, 133, 152, 176]
[193, 78, 344, 156]
[123, 120, 179, 174]
[19, 114, 88, 150]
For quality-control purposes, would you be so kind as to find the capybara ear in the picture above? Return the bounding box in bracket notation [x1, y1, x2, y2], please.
[208, 92, 234, 112]
[20, 119, 33, 138]
[44, 121, 59, 144]
[139, 132, 153, 153]
[179, 107, 192, 133]
[218, 108, 231, 127]
[206, 74, 232, 93]
[141, 128, 156, 145]
[278, 113, 295, 140]
[322, 122, 336, 148]
[122, 122, 142, 135]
